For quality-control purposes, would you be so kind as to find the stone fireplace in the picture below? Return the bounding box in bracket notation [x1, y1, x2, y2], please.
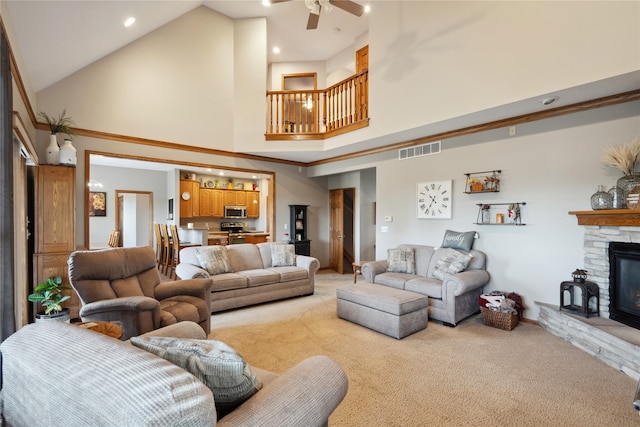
[537, 209, 640, 380]
[608, 241, 640, 329]
[571, 211, 640, 319]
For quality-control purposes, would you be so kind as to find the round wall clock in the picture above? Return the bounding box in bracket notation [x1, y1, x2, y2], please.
[181, 191, 191, 201]
[417, 180, 452, 219]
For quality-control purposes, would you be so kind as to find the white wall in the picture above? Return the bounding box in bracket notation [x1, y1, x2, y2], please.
[311, 100, 640, 321]
[89, 165, 169, 248]
[37, 6, 240, 148]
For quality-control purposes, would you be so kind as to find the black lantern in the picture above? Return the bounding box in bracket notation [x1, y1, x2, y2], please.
[571, 269, 588, 283]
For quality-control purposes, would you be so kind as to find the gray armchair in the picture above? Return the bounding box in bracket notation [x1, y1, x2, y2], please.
[68, 246, 212, 339]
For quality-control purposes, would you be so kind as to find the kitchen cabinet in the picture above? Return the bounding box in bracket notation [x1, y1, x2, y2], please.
[199, 188, 212, 217]
[244, 234, 269, 244]
[199, 188, 224, 218]
[246, 191, 260, 218]
[212, 189, 224, 217]
[33, 165, 80, 319]
[224, 189, 246, 206]
[180, 180, 200, 218]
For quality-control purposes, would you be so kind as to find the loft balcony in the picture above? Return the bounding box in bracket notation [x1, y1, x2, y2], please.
[265, 69, 369, 140]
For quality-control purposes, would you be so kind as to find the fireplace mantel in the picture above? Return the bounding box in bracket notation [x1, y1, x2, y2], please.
[569, 209, 640, 226]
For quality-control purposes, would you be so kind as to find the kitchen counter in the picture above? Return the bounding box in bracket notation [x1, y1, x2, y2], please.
[179, 227, 208, 246]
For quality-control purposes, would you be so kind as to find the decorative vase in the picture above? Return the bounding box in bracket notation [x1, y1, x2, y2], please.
[617, 174, 640, 207]
[590, 185, 613, 210]
[46, 134, 60, 165]
[58, 139, 77, 166]
[608, 186, 625, 209]
[34, 308, 70, 323]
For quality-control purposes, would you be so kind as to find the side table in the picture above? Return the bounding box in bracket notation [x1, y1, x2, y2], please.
[77, 321, 123, 339]
[352, 261, 371, 284]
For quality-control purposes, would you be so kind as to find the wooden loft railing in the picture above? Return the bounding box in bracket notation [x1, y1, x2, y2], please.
[265, 69, 369, 140]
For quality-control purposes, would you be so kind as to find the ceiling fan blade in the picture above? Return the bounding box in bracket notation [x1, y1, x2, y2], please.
[330, 0, 364, 17]
[307, 11, 320, 30]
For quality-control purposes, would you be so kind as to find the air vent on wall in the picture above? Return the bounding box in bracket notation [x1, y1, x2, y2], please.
[398, 141, 441, 160]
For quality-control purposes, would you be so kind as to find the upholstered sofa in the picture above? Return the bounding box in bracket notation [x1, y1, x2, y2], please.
[362, 244, 490, 326]
[0, 321, 348, 426]
[175, 243, 319, 312]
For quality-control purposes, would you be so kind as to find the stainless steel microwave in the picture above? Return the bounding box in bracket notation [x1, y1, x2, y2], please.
[224, 206, 247, 219]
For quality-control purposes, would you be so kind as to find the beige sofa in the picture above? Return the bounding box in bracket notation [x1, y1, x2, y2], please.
[0, 321, 348, 426]
[362, 244, 490, 326]
[175, 243, 319, 312]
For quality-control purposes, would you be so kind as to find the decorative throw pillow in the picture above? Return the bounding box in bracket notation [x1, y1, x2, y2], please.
[386, 248, 416, 274]
[130, 336, 263, 419]
[196, 246, 232, 275]
[441, 229, 476, 252]
[271, 243, 295, 267]
[432, 248, 473, 280]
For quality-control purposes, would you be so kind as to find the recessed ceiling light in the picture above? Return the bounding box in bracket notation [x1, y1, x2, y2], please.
[262, 0, 271, 6]
[364, 5, 371, 13]
[541, 96, 559, 106]
[124, 17, 136, 27]
[273, 46, 281, 54]
[218, 171, 225, 176]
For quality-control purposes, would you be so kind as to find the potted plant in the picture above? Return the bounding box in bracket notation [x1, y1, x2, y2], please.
[28, 276, 71, 323]
[38, 109, 75, 165]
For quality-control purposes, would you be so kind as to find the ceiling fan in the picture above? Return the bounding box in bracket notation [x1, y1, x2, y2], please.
[269, 0, 364, 30]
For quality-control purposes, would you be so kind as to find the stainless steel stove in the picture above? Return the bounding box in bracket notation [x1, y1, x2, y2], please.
[221, 222, 246, 244]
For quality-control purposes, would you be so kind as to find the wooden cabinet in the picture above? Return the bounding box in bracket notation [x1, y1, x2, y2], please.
[196, 188, 258, 219]
[224, 189, 246, 206]
[180, 180, 200, 218]
[199, 188, 213, 217]
[199, 188, 224, 218]
[34, 165, 80, 319]
[289, 205, 310, 256]
[244, 234, 268, 244]
[246, 191, 260, 218]
[212, 190, 224, 217]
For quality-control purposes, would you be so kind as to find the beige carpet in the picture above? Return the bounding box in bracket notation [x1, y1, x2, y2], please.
[209, 271, 638, 426]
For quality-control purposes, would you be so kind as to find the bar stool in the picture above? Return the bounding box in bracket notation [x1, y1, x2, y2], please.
[161, 224, 172, 275]
[167, 225, 200, 279]
[153, 223, 163, 266]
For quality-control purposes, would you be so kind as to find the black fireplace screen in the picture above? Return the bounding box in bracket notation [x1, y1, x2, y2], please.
[609, 242, 640, 329]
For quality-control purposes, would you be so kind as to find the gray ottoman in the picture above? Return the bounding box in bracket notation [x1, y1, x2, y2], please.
[336, 283, 428, 339]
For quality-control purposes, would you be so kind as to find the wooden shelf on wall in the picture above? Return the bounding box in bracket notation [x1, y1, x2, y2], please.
[568, 209, 640, 226]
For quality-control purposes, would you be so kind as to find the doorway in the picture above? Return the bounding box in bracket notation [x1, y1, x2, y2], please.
[115, 190, 153, 248]
[329, 188, 355, 274]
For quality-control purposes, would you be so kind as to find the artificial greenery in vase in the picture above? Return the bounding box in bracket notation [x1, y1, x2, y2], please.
[38, 109, 75, 138]
[28, 276, 71, 315]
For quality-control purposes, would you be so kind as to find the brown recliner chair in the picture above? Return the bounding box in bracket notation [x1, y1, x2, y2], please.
[68, 246, 212, 340]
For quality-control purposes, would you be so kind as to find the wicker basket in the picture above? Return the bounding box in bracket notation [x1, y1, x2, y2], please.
[480, 306, 519, 331]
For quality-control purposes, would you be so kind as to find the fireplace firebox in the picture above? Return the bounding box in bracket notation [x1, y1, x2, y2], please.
[608, 242, 640, 330]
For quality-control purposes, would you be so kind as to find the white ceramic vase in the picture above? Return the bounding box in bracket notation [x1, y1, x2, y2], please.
[46, 133, 60, 165]
[59, 138, 77, 166]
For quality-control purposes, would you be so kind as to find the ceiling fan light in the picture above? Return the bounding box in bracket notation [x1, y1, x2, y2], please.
[319, 0, 333, 12]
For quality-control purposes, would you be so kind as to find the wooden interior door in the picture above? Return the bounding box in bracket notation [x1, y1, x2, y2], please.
[356, 45, 368, 72]
[329, 189, 344, 273]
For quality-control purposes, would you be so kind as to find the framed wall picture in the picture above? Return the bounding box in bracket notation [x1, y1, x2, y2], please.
[89, 191, 107, 217]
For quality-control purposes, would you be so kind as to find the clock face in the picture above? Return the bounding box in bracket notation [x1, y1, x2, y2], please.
[417, 180, 452, 219]
[181, 191, 191, 201]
